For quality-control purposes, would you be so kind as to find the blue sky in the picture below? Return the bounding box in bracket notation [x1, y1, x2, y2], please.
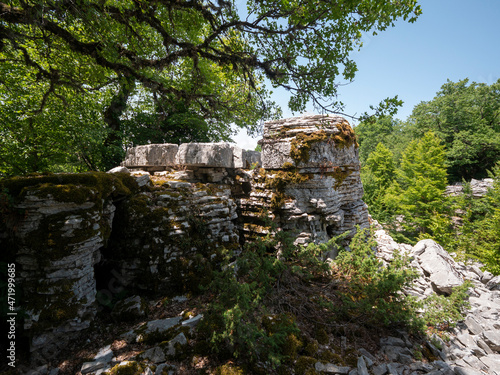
[233, 0, 500, 149]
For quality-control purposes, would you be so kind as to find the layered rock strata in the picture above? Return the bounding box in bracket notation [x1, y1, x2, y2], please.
[0, 173, 136, 354]
[104, 180, 239, 293]
[239, 114, 369, 244]
[0, 114, 370, 357]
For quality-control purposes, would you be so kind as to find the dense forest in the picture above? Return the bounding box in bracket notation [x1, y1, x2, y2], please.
[356, 78, 500, 274]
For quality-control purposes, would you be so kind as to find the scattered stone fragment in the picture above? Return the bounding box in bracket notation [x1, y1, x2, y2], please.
[482, 330, 500, 351]
[357, 356, 369, 375]
[138, 346, 165, 364]
[130, 170, 151, 187]
[453, 366, 485, 375]
[182, 314, 203, 328]
[411, 239, 464, 294]
[372, 363, 388, 375]
[465, 316, 484, 336]
[315, 362, 351, 374]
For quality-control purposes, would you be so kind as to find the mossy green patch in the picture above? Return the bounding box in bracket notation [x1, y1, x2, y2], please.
[283, 333, 302, 359]
[104, 361, 145, 375]
[289, 122, 358, 166]
[290, 131, 328, 165]
[304, 340, 319, 356]
[256, 168, 311, 210]
[322, 166, 353, 189]
[315, 327, 329, 345]
[214, 363, 245, 375]
[294, 356, 317, 375]
[26, 278, 80, 333]
[1, 172, 138, 201]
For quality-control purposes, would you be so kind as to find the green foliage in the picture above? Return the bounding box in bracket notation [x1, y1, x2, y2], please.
[0, 0, 421, 175]
[201, 225, 474, 370]
[408, 79, 500, 182]
[449, 164, 500, 274]
[355, 116, 412, 166]
[384, 132, 449, 240]
[361, 143, 396, 219]
[201, 234, 300, 367]
[421, 281, 472, 329]
[332, 228, 421, 329]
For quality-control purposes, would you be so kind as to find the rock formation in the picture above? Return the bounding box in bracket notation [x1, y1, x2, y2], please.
[0, 114, 368, 360]
[374, 223, 500, 375]
[0, 173, 136, 355]
[2, 114, 500, 374]
[445, 178, 494, 197]
[241, 114, 369, 244]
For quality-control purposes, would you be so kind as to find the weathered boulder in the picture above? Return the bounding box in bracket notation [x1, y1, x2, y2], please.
[122, 144, 179, 169]
[411, 239, 464, 294]
[176, 142, 234, 168]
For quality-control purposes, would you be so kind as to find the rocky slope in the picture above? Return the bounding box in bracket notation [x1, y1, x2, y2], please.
[15, 225, 500, 375]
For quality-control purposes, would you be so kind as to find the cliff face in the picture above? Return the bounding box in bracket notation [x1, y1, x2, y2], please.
[246, 114, 368, 245]
[0, 173, 136, 354]
[0, 114, 369, 356]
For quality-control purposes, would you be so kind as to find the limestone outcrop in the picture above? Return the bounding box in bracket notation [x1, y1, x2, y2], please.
[445, 178, 494, 197]
[239, 114, 369, 244]
[374, 225, 500, 375]
[0, 114, 369, 359]
[0, 173, 137, 354]
[103, 180, 239, 293]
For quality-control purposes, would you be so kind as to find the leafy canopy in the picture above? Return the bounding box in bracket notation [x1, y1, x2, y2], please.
[0, 0, 421, 174]
[0, 0, 422, 114]
[409, 79, 500, 182]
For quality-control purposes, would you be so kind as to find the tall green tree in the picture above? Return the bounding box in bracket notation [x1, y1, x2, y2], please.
[384, 131, 448, 239]
[409, 79, 500, 182]
[361, 142, 395, 219]
[0, 0, 421, 175]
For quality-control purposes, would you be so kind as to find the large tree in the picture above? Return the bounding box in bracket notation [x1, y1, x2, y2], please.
[409, 79, 500, 182]
[384, 131, 448, 239]
[0, 0, 421, 173]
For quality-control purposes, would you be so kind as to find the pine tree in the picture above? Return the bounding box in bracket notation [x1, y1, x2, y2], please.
[362, 143, 395, 219]
[385, 131, 448, 239]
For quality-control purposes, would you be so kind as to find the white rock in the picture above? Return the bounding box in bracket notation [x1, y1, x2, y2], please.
[107, 166, 130, 174]
[482, 330, 500, 351]
[182, 314, 203, 328]
[122, 144, 178, 167]
[315, 362, 350, 374]
[176, 142, 234, 168]
[130, 170, 151, 187]
[486, 276, 500, 291]
[411, 239, 464, 294]
[479, 354, 500, 372]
